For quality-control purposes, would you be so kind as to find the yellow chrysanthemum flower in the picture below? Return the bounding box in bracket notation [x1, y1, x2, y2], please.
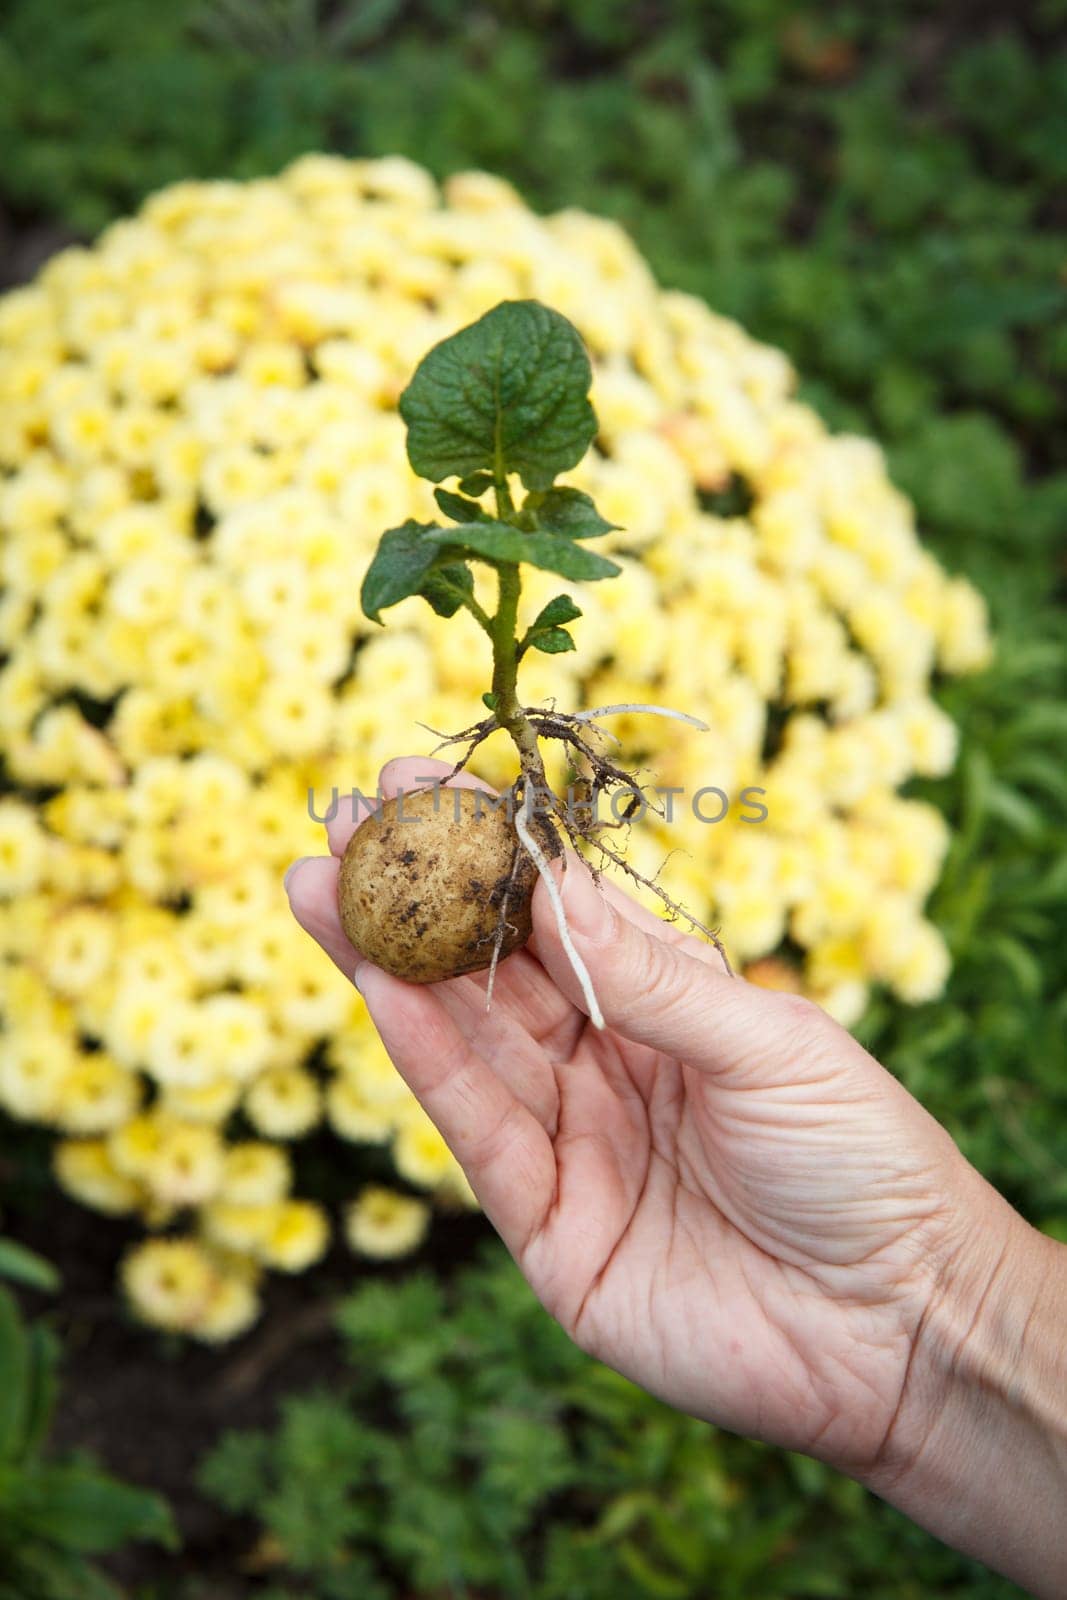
[344, 1185, 429, 1260]
[190, 1270, 261, 1343]
[325, 1076, 396, 1144]
[55, 1052, 142, 1135]
[144, 1121, 226, 1208]
[219, 1143, 292, 1206]
[0, 801, 47, 896]
[0, 155, 993, 1335]
[0, 1028, 76, 1122]
[243, 1066, 322, 1139]
[121, 1238, 217, 1333]
[54, 1138, 142, 1215]
[393, 1111, 457, 1190]
[257, 1200, 330, 1272]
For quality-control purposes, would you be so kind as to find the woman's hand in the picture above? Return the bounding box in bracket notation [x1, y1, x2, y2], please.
[287, 756, 974, 1468]
[287, 755, 1067, 1598]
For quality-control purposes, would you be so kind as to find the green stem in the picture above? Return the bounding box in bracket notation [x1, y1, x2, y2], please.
[460, 591, 493, 633]
[490, 561, 548, 792]
[486, 473, 551, 799]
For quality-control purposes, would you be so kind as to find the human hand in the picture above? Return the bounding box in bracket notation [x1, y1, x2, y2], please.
[287, 757, 1067, 1596]
[288, 757, 974, 1464]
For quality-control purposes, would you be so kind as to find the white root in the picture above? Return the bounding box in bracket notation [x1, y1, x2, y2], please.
[514, 800, 605, 1030]
[574, 702, 710, 732]
[483, 846, 524, 1015]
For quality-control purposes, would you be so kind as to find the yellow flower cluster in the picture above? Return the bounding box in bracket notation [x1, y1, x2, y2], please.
[0, 155, 990, 1337]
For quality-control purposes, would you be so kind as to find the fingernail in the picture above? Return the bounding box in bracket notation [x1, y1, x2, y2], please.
[562, 865, 613, 942]
[353, 962, 367, 994]
[283, 857, 313, 894]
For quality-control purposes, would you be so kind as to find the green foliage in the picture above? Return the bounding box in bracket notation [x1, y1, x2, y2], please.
[420, 519, 619, 581]
[398, 300, 597, 490]
[0, 1238, 60, 1295]
[532, 487, 617, 540]
[0, 1286, 175, 1599]
[858, 625, 1067, 1232]
[198, 1245, 1023, 1598]
[358, 520, 455, 624]
[360, 302, 618, 637]
[522, 593, 584, 657]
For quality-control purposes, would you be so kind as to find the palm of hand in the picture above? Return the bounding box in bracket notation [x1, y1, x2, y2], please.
[443, 949, 946, 1478]
[288, 759, 961, 1481]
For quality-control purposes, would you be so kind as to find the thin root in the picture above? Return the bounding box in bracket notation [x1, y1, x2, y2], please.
[584, 832, 733, 976]
[574, 702, 711, 732]
[418, 702, 731, 998]
[484, 839, 526, 1013]
[514, 799, 605, 1029]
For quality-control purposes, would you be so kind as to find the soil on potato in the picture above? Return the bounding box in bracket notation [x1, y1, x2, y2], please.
[2, 1127, 492, 1594]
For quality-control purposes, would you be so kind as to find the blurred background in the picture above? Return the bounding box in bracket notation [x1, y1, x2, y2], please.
[0, 1, 1064, 1596]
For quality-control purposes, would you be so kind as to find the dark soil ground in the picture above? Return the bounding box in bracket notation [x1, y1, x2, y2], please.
[0, 204, 80, 292]
[4, 1134, 492, 1592]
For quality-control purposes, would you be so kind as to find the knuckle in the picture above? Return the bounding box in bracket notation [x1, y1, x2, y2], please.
[631, 931, 690, 1018]
[774, 991, 838, 1050]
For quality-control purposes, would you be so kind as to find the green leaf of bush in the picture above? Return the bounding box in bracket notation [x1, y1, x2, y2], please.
[4, 1467, 176, 1553]
[360, 521, 443, 622]
[0, 1240, 60, 1295]
[530, 594, 582, 630]
[419, 563, 475, 618]
[0, 1543, 124, 1600]
[0, 1288, 30, 1465]
[458, 471, 494, 496]
[530, 627, 575, 654]
[534, 487, 617, 539]
[434, 488, 485, 523]
[423, 522, 619, 582]
[399, 300, 596, 490]
[18, 1324, 59, 1464]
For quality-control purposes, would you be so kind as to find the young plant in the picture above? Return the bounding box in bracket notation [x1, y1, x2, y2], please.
[199, 1245, 1004, 1600]
[343, 300, 729, 1014]
[0, 1279, 175, 1598]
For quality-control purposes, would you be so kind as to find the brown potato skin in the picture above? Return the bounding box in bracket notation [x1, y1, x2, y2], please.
[338, 787, 558, 983]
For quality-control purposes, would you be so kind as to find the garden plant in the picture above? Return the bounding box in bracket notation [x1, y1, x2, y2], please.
[344, 295, 735, 1006]
[196, 1244, 1025, 1599]
[0, 1243, 174, 1599]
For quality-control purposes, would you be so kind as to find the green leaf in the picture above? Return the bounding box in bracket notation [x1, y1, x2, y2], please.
[530, 594, 582, 630]
[4, 1467, 177, 1553]
[0, 1544, 123, 1600]
[360, 521, 442, 623]
[423, 521, 619, 582]
[458, 471, 494, 496]
[197, 1429, 272, 1514]
[399, 300, 597, 491]
[0, 1288, 30, 1465]
[507, 533, 619, 582]
[19, 1324, 59, 1463]
[986, 934, 1044, 998]
[326, 0, 404, 50]
[433, 488, 485, 523]
[0, 1240, 60, 1294]
[531, 628, 575, 654]
[618, 1540, 690, 1599]
[481, 692, 498, 711]
[534, 487, 617, 539]
[419, 562, 474, 618]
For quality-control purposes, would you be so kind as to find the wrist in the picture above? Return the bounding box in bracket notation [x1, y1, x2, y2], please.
[866, 1164, 1067, 1596]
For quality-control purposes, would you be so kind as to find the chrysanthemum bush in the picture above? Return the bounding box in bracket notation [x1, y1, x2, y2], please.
[0, 155, 991, 1339]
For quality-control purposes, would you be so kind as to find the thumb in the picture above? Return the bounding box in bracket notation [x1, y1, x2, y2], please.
[532, 860, 842, 1083]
